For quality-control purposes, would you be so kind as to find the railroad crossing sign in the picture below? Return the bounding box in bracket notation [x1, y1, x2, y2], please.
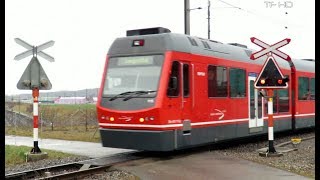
[14, 38, 55, 62]
[14, 38, 55, 154]
[254, 56, 288, 89]
[14, 38, 54, 90]
[250, 37, 291, 157]
[250, 37, 291, 61]
[17, 56, 52, 90]
[250, 37, 291, 89]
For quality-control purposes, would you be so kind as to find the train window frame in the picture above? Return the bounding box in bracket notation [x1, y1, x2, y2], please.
[229, 68, 246, 98]
[310, 78, 315, 100]
[207, 65, 228, 98]
[103, 54, 164, 97]
[278, 88, 290, 113]
[167, 61, 180, 97]
[183, 63, 190, 97]
[298, 77, 310, 101]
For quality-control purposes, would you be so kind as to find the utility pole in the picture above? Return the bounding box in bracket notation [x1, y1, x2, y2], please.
[207, 0, 211, 39]
[184, 0, 190, 35]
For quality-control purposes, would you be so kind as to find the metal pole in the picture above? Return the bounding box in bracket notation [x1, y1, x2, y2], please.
[31, 87, 41, 153]
[41, 112, 43, 133]
[86, 89, 88, 131]
[267, 89, 276, 153]
[208, 0, 211, 39]
[184, 0, 190, 35]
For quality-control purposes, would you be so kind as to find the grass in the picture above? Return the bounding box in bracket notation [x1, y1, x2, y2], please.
[5, 145, 79, 167]
[10, 103, 96, 117]
[6, 102, 100, 142]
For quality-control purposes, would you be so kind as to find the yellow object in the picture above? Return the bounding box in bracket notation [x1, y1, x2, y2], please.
[110, 117, 115, 121]
[139, 118, 144, 122]
[291, 138, 301, 144]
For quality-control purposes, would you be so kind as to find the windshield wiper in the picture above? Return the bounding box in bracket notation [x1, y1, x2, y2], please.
[109, 91, 136, 101]
[123, 90, 157, 101]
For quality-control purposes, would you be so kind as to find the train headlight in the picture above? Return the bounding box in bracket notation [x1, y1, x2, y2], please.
[139, 118, 144, 123]
[149, 117, 155, 121]
[110, 117, 115, 121]
[101, 115, 106, 120]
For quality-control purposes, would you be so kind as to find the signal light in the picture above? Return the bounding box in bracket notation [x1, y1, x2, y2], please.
[260, 79, 266, 85]
[132, 39, 144, 46]
[278, 79, 283, 84]
[139, 118, 145, 122]
[110, 117, 115, 121]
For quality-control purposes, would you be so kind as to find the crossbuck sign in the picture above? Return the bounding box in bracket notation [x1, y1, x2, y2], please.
[250, 37, 291, 61]
[14, 38, 54, 90]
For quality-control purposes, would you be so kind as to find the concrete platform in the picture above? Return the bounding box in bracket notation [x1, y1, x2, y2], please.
[113, 151, 311, 180]
[25, 152, 48, 162]
[5, 135, 133, 158]
[256, 146, 297, 157]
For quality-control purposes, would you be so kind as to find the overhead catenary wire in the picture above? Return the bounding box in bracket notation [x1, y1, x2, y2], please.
[213, 0, 296, 29]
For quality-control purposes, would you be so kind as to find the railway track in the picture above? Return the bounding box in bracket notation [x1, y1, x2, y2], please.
[5, 151, 144, 180]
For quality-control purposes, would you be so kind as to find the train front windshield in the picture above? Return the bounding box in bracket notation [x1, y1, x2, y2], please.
[102, 55, 164, 97]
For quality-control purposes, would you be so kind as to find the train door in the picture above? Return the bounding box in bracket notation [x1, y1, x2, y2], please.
[181, 62, 193, 134]
[248, 75, 264, 132]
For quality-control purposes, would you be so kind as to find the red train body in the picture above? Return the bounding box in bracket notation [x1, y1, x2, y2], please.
[96, 27, 315, 151]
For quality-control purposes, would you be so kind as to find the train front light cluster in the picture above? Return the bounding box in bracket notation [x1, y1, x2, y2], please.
[101, 115, 115, 122]
[102, 115, 155, 123]
[139, 116, 155, 123]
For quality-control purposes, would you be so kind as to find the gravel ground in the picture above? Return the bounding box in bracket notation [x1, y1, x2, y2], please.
[214, 130, 315, 179]
[5, 130, 315, 179]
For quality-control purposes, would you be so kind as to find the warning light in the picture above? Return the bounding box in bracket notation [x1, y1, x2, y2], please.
[139, 118, 145, 122]
[254, 56, 288, 88]
[110, 117, 115, 121]
[132, 39, 144, 46]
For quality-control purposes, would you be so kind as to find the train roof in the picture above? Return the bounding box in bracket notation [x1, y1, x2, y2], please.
[108, 28, 314, 73]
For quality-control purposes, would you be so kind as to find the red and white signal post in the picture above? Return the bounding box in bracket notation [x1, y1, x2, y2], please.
[14, 38, 54, 154]
[250, 37, 291, 156]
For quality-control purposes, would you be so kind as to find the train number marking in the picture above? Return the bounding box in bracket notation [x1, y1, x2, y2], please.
[210, 109, 226, 120]
[197, 72, 205, 76]
[168, 119, 182, 124]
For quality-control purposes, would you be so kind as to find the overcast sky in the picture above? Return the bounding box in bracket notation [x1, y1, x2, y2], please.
[5, 0, 315, 95]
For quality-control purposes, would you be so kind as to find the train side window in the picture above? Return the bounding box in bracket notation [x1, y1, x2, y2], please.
[208, 65, 228, 97]
[183, 64, 190, 97]
[278, 89, 289, 112]
[298, 77, 309, 100]
[167, 61, 180, 97]
[310, 78, 315, 100]
[229, 68, 246, 97]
